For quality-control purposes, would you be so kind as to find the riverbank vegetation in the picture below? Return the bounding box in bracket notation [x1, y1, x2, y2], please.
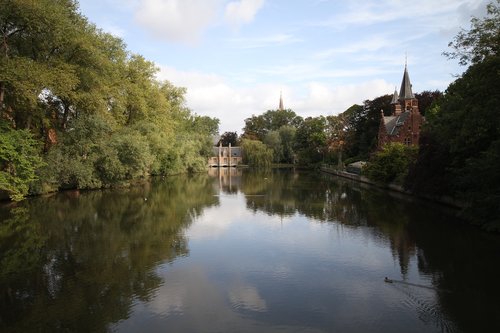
[0, 0, 218, 200]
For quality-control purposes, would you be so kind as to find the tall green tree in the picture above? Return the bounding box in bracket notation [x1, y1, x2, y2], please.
[326, 113, 349, 168]
[219, 131, 238, 146]
[264, 130, 283, 163]
[243, 109, 303, 140]
[294, 116, 327, 165]
[407, 56, 500, 228]
[0, 0, 82, 130]
[241, 139, 273, 167]
[342, 97, 388, 161]
[407, 0, 500, 230]
[414, 90, 443, 116]
[278, 125, 296, 164]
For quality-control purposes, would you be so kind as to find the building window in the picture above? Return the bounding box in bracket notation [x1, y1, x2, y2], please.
[404, 138, 411, 146]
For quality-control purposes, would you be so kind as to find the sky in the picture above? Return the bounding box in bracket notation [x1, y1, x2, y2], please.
[78, 0, 489, 133]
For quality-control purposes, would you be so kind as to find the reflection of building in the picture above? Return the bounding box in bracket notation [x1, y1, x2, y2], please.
[208, 167, 242, 193]
[208, 143, 243, 167]
[378, 63, 424, 149]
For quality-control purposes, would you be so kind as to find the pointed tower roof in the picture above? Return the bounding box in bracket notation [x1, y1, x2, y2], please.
[279, 91, 284, 111]
[390, 87, 399, 104]
[399, 64, 414, 100]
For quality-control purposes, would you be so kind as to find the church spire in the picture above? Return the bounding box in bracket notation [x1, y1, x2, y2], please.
[390, 87, 399, 104]
[399, 64, 414, 100]
[279, 91, 284, 111]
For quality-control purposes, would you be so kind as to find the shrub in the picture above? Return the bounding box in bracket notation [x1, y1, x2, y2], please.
[0, 121, 45, 200]
[365, 143, 418, 185]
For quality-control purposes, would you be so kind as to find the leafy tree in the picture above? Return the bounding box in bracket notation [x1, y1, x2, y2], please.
[0, 120, 45, 200]
[343, 96, 392, 160]
[365, 143, 418, 185]
[0, 0, 82, 129]
[415, 90, 443, 116]
[443, 0, 500, 66]
[219, 131, 238, 146]
[264, 130, 283, 163]
[243, 109, 302, 140]
[294, 116, 327, 165]
[241, 139, 273, 167]
[278, 125, 296, 164]
[326, 113, 349, 168]
[408, 1, 500, 229]
[192, 115, 219, 137]
[407, 56, 500, 228]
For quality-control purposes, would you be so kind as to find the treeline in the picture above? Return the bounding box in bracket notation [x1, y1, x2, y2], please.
[0, 0, 219, 200]
[234, 93, 441, 167]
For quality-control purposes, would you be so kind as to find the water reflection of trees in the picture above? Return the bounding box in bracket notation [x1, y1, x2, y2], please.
[240, 169, 298, 217]
[239, 169, 372, 224]
[0, 174, 217, 333]
[404, 213, 500, 332]
[233, 169, 500, 332]
[233, 170, 423, 276]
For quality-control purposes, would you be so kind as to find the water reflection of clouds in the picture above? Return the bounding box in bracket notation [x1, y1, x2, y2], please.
[228, 284, 267, 312]
[112, 181, 446, 332]
[187, 194, 246, 240]
[148, 265, 268, 316]
[188, 192, 295, 240]
[190, 193, 394, 277]
[115, 265, 281, 333]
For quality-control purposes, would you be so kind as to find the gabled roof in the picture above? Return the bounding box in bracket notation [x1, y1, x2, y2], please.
[383, 111, 411, 136]
[399, 65, 414, 100]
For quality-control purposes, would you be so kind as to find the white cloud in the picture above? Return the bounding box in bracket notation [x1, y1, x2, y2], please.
[317, 0, 488, 32]
[315, 35, 391, 58]
[224, 0, 265, 28]
[157, 65, 394, 132]
[293, 80, 393, 118]
[132, 0, 267, 42]
[134, 0, 221, 43]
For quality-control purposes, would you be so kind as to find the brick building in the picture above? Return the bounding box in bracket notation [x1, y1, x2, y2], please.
[378, 64, 424, 149]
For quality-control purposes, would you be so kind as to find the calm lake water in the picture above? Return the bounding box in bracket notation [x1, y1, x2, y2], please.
[1, 169, 499, 332]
